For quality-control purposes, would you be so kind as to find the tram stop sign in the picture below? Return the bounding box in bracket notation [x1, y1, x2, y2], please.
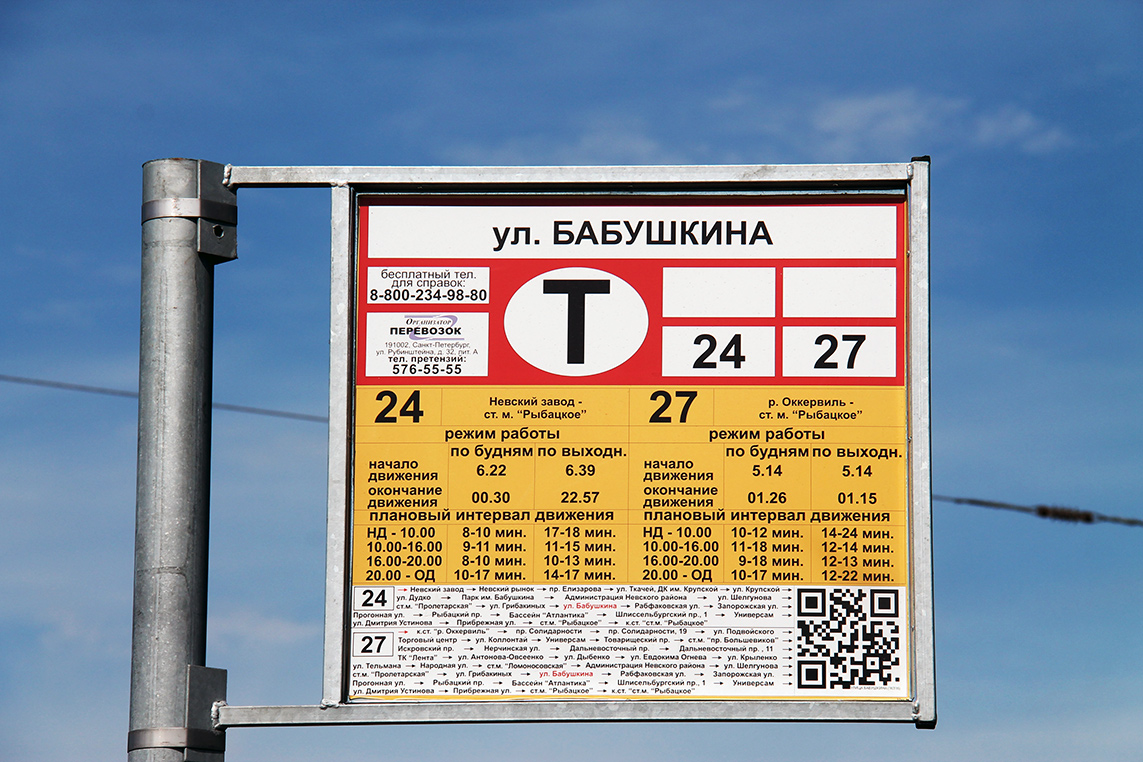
[334, 166, 933, 725]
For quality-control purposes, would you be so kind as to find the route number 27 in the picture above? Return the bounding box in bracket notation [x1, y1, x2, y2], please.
[814, 334, 866, 370]
[649, 390, 698, 423]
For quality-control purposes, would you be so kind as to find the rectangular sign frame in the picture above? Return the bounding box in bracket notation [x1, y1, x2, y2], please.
[214, 162, 933, 729]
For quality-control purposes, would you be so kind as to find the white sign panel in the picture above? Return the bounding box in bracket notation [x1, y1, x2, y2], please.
[348, 193, 925, 710]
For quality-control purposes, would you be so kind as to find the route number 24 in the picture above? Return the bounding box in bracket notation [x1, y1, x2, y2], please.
[693, 333, 745, 369]
[375, 390, 423, 422]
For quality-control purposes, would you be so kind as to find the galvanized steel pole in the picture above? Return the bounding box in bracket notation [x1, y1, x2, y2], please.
[130, 159, 232, 761]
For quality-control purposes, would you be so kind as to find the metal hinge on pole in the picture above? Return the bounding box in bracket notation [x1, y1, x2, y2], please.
[141, 160, 238, 261]
[127, 666, 227, 759]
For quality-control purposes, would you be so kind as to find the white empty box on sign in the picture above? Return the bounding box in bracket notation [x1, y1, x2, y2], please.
[662, 267, 775, 317]
[783, 267, 897, 318]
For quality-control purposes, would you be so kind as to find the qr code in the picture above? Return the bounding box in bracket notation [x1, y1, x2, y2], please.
[796, 588, 902, 689]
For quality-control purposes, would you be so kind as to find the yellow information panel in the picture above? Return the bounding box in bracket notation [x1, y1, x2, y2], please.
[348, 196, 913, 701]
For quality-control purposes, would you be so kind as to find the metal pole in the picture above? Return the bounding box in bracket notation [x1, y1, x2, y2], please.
[130, 159, 232, 761]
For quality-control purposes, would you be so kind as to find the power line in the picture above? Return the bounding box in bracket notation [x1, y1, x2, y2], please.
[933, 495, 1143, 528]
[1, 374, 140, 400]
[0, 373, 328, 423]
[5, 372, 1142, 528]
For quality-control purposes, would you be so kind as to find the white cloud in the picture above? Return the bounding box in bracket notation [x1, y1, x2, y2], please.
[808, 89, 967, 160]
[708, 84, 1073, 162]
[973, 103, 1073, 153]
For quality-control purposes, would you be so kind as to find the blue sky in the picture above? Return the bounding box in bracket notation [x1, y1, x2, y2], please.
[2, 1, 1142, 760]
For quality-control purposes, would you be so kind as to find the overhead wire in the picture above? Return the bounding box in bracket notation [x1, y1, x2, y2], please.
[4, 373, 1141, 528]
[932, 495, 1143, 528]
[0, 373, 329, 423]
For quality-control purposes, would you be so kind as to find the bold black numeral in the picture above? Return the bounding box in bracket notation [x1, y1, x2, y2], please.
[375, 391, 398, 422]
[375, 390, 423, 423]
[361, 589, 387, 607]
[649, 390, 698, 423]
[360, 634, 387, 653]
[676, 390, 697, 421]
[841, 334, 866, 369]
[693, 333, 745, 369]
[814, 334, 866, 370]
[814, 334, 839, 369]
[693, 334, 717, 368]
[719, 333, 746, 368]
[399, 390, 424, 422]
